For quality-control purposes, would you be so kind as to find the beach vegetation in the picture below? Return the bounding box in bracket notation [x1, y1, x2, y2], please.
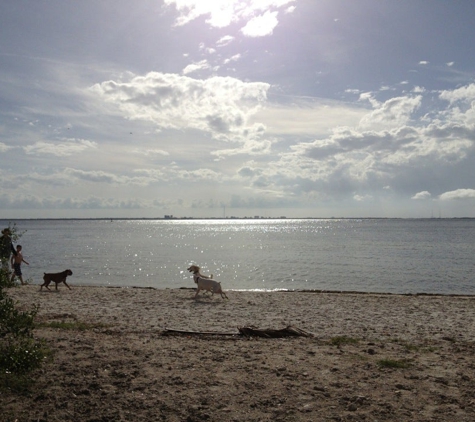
[0, 223, 26, 289]
[40, 320, 109, 331]
[0, 224, 47, 393]
[391, 339, 438, 353]
[377, 358, 412, 369]
[329, 336, 359, 346]
[402, 342, 437, 353]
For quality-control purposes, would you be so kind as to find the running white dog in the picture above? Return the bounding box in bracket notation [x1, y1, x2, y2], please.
[187, 265, 228, 299]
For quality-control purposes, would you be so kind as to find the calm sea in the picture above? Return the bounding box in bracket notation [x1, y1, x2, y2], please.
[1, 219, 474, 295]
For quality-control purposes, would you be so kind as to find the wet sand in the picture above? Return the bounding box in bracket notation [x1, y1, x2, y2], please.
[3, 285, 475, 421]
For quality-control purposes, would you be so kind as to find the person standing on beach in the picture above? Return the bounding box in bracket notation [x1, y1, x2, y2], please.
[1, 227, 17, 273]
[10, 245, 29, 285]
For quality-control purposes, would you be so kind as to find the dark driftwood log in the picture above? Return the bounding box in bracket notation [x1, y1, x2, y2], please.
[162, 328, 236, 336]
[162, 325, 313, 338]
[237, 325, 313, 338]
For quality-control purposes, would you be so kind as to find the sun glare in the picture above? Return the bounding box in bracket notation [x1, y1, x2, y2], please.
[165, 0, 296, 28]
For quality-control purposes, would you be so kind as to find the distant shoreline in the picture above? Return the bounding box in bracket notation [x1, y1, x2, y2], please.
[2, 217, 475, 221]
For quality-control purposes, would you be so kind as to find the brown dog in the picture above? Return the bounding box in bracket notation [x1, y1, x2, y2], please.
[187, 265, 228, 299]
[40, 269, 73, 291]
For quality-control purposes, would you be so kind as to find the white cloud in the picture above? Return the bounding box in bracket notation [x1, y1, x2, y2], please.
[354, 194, 373, 202]
[23, 139, 97, 157]
[412, 191, 431, 200]
[134, 149, 170, 157]
[223, 54, 242, 65]
[164, 0, 295, 32]
[63, 168, 151, 186]
[439, 83, 475, 104]
[0, 142, 13, 153]
[182, 60, 210, 75]
[236, 87, 475, 202]
[358, 95, 422, 130]
[90, 72, 269, 142]
[439, 189, 475, 201]
[216, 35, 235, 47]
[212, 139, 272, 159]
[0, 193, 152, 210]
[251, 100, 367, 136]
[241, 11, 279, 37]
[176, 168, 221, 181]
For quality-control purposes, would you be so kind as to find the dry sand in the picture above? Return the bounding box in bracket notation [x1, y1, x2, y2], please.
[3, 284, 475, 421]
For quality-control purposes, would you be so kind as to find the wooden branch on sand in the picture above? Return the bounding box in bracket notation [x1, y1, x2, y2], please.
[237, 325, 313, 338]
[162, 325, 314, 338]
[162, 328, 236, 336]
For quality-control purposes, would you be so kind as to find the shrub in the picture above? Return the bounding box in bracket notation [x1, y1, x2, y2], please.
[329, 336, 359, 346]
[0, 224, 47, 392]
[377, 359, 412, 369]
[0, 223, 25, 288]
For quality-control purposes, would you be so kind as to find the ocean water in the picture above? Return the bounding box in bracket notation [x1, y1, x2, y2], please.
[1, 218, 474, 295]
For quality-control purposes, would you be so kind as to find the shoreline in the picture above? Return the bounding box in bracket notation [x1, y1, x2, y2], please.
[20, 282, 475, 297]
[8, 284, 475, 342]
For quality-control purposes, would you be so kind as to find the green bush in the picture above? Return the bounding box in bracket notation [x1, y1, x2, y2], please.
[0, 224, 47, 391]
[0, 338, 47, 374]
[0, 223, 25, 288]
[377, 358, 412, 369]
[0, 268, 15, 289]
[329, 336, 359, 346]
[0, 284, 38, 338]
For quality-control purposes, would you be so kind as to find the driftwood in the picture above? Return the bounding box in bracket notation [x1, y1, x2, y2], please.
[162, 325, 313, 338]
[162, 328, 236, 336]
[238, 325, 313, 338]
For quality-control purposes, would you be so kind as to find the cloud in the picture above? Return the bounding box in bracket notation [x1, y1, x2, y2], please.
[251, 100, 367, 136]
[439, 189, 475, 201]
[353, 194, 373, 202]
[212, 138, 272, 159]
[63, 168, 152, 186]
[0, 143, 13, 153]
[223, 54, 242, 65]
[164, 0, 295, 34]
[182, 60, 210, 75]
[439, 83, 475, 104]
[216, 35, 234, 47]
[238, 166, 261, 178]
[90, 72, 269, 142]
[412, 191, 431, 200]
[232, 84, 475, 202]
[358, 95, 422, 130]
[241, 11, 279, 37]
[134, 149, 170, 157]
[0, 193, 149, 210]
[176, 168, 221, 181]
[23, 139, 97, 157]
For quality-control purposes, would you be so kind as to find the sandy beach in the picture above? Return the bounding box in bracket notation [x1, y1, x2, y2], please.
[3, 285, 475, 421]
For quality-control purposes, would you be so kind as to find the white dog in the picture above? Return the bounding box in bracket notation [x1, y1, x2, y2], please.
[187, 265, 228, 299]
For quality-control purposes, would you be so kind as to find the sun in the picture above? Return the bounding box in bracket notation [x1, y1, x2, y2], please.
[165, 0, 295, 29]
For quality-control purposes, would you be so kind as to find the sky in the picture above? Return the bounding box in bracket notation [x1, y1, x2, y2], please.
[1, 0, 475, 219]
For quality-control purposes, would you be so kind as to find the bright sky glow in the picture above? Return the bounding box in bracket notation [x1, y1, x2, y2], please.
[1, 0, 475, 218]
